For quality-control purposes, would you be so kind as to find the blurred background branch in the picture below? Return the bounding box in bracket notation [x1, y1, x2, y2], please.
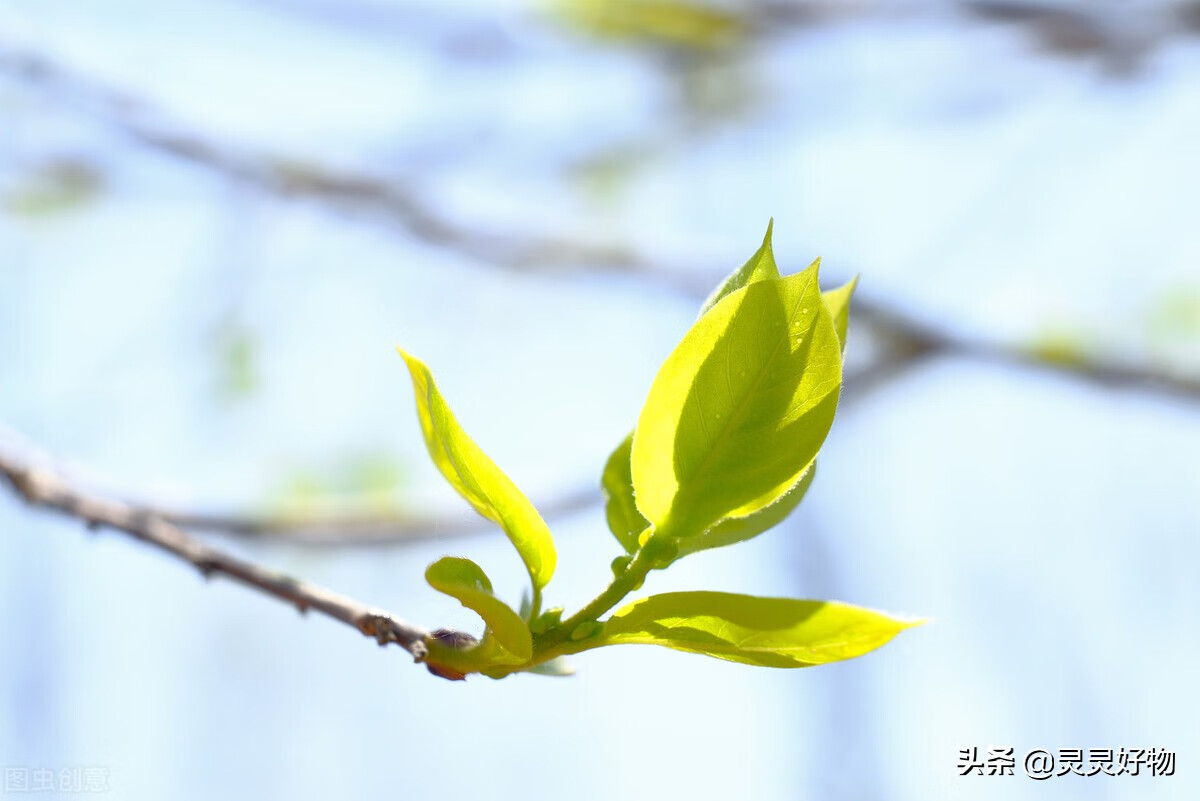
[162, 486, 600, 545]
[3, 31, 1197, 551]
[229, 0, 1200, 73]
[4, 39, 1197, 415]
[0, 425, 598, 547]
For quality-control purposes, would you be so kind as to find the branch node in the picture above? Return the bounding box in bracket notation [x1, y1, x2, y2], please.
[423, 628, 478, 680]
[194, 559, 219, 581]
[7, 465, 48, 503]
[357, 612, 402, 646]
[429, 628, 478, 650]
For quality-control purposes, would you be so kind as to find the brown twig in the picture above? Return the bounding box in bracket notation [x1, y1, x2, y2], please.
[0, 446, 441, 665]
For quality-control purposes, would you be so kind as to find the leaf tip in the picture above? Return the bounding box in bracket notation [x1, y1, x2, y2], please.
[395, 345, 421, 372]
[395, 347, 426, 386]
[881, 611, 930, 631]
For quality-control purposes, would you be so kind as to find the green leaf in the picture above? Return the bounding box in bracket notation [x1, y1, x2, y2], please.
[529, 606, 564, 635]
[601, 433, 648, 554]
[398, 350, 556, 594]
[821, 276, 858, 353]
[673, 279, 849, 531]
[698, 219, 781, 317]
[690, 274, 851, 527]
[600, 591, 921, 668]
[631, 264, 843, 537]
[675, 461, 816, 560]
[425, 556, 532, 665]
[689, 238, 840, 530]
[604, 222, 826, 556]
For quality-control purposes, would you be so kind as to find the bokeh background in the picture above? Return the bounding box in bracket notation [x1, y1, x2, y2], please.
[2, 1, 1199, 799]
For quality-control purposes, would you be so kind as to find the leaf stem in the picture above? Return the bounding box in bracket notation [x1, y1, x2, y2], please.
[536, 534, 667, 652]
[529, 584, 543, 622]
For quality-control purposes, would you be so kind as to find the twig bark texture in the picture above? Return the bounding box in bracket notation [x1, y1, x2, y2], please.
[0, 447, 436, 664]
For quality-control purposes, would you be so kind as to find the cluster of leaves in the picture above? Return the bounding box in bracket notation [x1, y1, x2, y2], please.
[399, 222, 921, 680]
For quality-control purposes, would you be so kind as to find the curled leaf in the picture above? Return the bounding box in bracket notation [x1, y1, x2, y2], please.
[425, 556, 532, 665]
[399, 350, 556, 595]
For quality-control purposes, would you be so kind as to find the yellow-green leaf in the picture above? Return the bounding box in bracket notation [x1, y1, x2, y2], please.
[679, 277, 850, 537]
[698, 219, 781, 317]
[600, 221, 790, 552]
[684, 250, 850, 528]
[425, 556, 532, 665]
[601, 432, 648, 554]
[693, 276, 849, 524]
[630, 265, 843, 537]
[399, 350, 556, 594]
[822, 276, 858, 353]
[601, 591, 921, 668]
[675, 462, 816, 560]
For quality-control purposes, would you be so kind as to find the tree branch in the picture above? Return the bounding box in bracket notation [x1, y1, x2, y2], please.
[6, 42, 1194, 407]
[4, 40, 1196, 549]
[160, 485, 600, 546]
[0, 46, 652, 275]
[0, 444, 448, 668]
[848, 303, 1200, 403]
